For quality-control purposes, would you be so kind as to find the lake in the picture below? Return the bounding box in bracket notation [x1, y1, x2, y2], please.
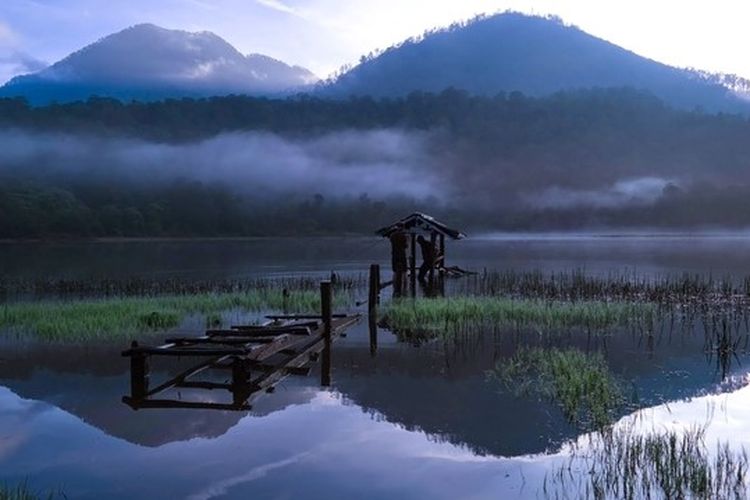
[2, 234, 750, 499]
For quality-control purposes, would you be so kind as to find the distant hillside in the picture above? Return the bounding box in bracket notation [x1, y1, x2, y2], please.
[323, 13, 749, 113]
[0, 24, 318, 104]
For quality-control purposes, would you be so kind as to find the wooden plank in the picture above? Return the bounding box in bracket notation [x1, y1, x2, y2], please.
[165, 335, 287, 345]
[128, 346, 249, 356]
[208, 327, 312, 337]
[265, 314, 347, 320]
[245, 334, 303, 362]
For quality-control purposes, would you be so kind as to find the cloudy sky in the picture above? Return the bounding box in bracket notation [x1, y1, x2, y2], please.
[0, 0, 748, 84]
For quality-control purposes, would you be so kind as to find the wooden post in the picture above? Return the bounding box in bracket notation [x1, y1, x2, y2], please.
[410, 233, 417, 296]
[320, 281, 332, 387]
[368, 264, 380, 357]
[129, 341, 149, 401]
[282, 288, 289, 314]
[439, 234, 445, 265]
[429, 232, 437, 282]
[369, 264, 380, 309]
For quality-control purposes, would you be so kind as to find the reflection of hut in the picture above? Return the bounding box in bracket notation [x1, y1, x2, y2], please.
[376, 213, 466, 284]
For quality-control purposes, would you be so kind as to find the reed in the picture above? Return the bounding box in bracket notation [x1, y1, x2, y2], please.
[549, 426, 749, 499]
[0, 289, 351, 341]
[0, 273, 366, 301]
[383, 297, 656, 335]
[489, 348, 626, 429]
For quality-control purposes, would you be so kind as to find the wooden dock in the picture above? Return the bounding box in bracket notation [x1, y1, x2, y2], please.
[122, 281, 359, 411]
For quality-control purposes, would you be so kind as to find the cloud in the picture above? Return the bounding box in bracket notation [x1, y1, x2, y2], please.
[0, 50, 47, 83]
[0, 19, 47, 83]
[255, 0, 302, 17]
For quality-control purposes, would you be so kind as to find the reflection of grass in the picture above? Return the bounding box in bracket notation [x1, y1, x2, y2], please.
[0, 290, 348, 341]
[384, 297, 654, 335]
[549, 426, 750, 499]
[0, 483, 58, 500]
[490, 348, 626, 429]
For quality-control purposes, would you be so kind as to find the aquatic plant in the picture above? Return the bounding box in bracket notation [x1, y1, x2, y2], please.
[490, 348, 627, 429]
[548, 426, 750, 499]
[383, 297, 655, 335]
[0, 288, 352, 341]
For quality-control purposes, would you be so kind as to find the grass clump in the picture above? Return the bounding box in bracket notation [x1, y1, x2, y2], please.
[0, 288, 349, 341]
[490, 348, 626, 429]
[383, 297, 654, 335]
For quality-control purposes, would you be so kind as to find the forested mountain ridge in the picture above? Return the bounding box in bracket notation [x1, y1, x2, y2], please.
[323, 13, 750, 114]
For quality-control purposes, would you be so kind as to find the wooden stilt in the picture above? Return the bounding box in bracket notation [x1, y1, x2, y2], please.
[320, 281, 332, 387]
[410, 233, 417, 296]
[429, 232, 437, 283]
[129, 341, 149, 401]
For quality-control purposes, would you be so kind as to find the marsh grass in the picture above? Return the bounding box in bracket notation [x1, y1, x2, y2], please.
[383, 297, 656, 336]
[489, 348, 627, 429]
[0, 289, 351, 341]
[548, 426, 750, 499]
[0, 274, 367, 301]
[459, 269, 748, 304]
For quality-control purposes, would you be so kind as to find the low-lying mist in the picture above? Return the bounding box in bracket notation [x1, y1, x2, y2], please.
[0, 129, 448, 201]
[3, 123, 750, 237]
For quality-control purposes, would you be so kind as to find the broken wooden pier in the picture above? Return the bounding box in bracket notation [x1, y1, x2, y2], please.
[122, 281, 359, 411]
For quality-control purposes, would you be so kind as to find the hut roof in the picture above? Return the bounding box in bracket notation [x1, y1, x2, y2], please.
[376, 212, 466, 240]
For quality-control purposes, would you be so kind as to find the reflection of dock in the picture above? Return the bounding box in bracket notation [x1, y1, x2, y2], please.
[122, 282, 359, 411]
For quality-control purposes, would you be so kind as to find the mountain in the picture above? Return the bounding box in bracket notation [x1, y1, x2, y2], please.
[0, 24, 318, 104]
[323, 13, 750, 113]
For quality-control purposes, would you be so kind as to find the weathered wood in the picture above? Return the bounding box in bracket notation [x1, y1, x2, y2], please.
[231, 321, 318, 330]
[429, 232, 437, 282]
[265, 314, 346, 320]
[129, 341, 149, 400]
[128, 346, 249, 356]
[145, 355, 227, 398]
[207, 327, 311, 336]
[320, 281, 332, 387]
[439, 233, 446, 266]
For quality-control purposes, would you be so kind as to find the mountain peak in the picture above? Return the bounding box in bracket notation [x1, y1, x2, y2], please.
[1, 24, 318, 103]
[325, 11, 746, 113]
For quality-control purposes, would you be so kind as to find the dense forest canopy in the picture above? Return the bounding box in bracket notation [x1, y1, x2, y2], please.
[1, 88, 750, 238]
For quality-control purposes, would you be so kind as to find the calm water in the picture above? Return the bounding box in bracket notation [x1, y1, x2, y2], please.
[3, 235, 750, 499]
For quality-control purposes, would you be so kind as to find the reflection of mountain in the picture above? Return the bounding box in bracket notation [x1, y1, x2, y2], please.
[0, 343, 317, 447]
[329, 324, 743, 457]
[0, 321, 742, 454]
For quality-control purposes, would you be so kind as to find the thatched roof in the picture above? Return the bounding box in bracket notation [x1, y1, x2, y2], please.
[376, 212, 466, 240]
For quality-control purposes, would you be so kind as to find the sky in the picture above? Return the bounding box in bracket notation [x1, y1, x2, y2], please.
[0, 0, 748, 85]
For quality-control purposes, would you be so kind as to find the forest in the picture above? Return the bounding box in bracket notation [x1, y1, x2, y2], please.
[2, 87, 750, 238]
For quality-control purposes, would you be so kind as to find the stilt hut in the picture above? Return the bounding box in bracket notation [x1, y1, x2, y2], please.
[376, 213, 466, 290]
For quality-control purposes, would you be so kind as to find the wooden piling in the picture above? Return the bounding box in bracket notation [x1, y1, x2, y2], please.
[368, 264, 380, 356]
[369, 264, 380, 310]
[429, 232, 437, 282]
[439, 234, 445, 265]
[129, 341, 149, 400]
[410, 233, 417, 295]
[320, 281, 332, 387]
